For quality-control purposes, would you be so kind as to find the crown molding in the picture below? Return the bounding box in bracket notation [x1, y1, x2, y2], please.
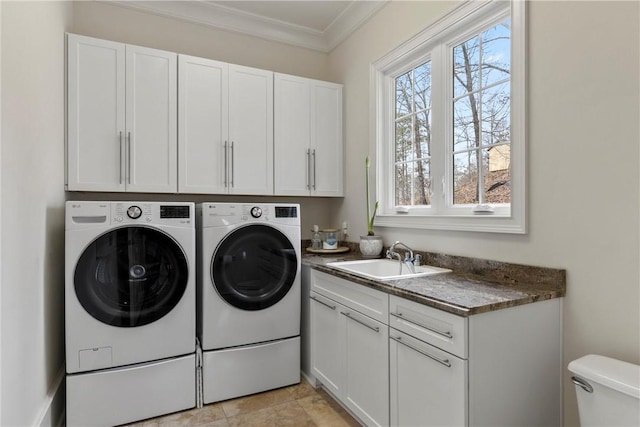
[103, 0, 388, 53]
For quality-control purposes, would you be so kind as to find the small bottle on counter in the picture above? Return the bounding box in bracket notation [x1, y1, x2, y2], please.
[311, 225, 322, 249]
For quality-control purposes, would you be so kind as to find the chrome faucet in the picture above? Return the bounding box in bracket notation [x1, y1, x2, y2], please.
[386, 241, 415, 274]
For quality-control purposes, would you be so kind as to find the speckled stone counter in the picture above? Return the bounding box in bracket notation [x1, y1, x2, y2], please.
[302, 242, 566, 317]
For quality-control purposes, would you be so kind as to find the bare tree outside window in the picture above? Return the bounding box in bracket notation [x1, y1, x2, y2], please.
[394, 61, 432, 206]
[452, 19, 511, 206]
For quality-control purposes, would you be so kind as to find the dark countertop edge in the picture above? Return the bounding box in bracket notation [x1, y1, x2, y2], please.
[304, 253, 566, 317]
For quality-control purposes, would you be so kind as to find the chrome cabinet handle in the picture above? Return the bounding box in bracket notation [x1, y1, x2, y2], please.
[312, 149, 317, 190]
[223, 141, 228, 187]
[390, 312, 453, 339]
[341, 311, 380, 333]
[391, 335, 451, 368]
[310, 295, 336, 310]
[127, 132, 131, 184]
[571, 376, 593, 393]
[119, 131, 123, 184]
[230, 141, 234, 188]
[306, 149, 311, 190]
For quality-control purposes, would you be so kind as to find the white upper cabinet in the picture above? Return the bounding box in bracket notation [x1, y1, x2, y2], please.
[69, 34, 341, 196]
[274, 74, 343, 197]
[67, 34, 126, 192]
[67, 34, 177, 192]
[178, 55, 228, 194]
[228, 64, 274, 195]
[125, 45, 177, 193]
[178, 60, 273, 195]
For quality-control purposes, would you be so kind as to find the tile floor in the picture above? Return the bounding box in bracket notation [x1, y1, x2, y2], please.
[125, 379, 361, 427]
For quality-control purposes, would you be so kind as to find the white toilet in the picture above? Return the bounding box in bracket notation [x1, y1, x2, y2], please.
[568, 354, 640, 426]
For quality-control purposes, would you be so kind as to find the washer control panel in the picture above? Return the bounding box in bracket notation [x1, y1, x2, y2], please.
[66, 201, 194, 228]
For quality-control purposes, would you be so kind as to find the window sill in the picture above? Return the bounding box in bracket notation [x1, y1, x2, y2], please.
[374, 213, 526, 234]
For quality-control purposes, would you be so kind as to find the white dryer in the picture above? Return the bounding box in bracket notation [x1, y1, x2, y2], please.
[65, 201, 196, 426]
[197, 203, 301, 404]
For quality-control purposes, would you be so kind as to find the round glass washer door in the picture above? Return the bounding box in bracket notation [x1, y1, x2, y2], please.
[211, 224, 298, 311]
[74, 226, 189, 327]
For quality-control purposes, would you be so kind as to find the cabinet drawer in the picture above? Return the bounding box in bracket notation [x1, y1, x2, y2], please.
[389, 295, 467, 359]
[311, 270, 388, 323]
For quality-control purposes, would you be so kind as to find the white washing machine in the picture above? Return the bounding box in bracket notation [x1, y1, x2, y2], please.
[197, 203, 301, 403]
[65, 201, 196, 426]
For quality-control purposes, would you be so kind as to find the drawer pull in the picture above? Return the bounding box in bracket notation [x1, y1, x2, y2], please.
[390, 312, 453, 339]
[310, 295, 336, 310]
[341, 311, 380, 333]
[391, 335, 451, 368]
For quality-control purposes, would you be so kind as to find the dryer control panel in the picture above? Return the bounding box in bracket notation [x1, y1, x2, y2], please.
[200, 203, 300, 227]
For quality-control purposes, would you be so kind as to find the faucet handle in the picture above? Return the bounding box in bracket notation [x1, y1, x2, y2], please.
[413, 254, 422, 266]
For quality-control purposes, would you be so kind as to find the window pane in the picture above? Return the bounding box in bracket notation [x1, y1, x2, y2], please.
[481, 82, 510, 147]
[417, 110, 431, 158]
[453, 35, 479, 98]
[395, 71, 412, 118]
[453, 150, 479, 205]
[453, 95, 478, 152]
[395, 161, 431, 206]
[414, 61, 431, 111]
[395, 117, 413, 163]
[483, 146, 511, 204]
[481, 20, 511, 88]
[395, 162, 412, 206]
[412, 160, 431, 205]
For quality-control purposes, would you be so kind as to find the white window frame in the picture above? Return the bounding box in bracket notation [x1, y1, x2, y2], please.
[371, 0, 526, 234]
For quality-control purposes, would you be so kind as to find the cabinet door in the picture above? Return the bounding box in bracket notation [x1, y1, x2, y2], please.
[228, 64, 273, 195]
[274, 73, 311, 196]
[125, 45, 177, 193]
[310, 292, 344, 398]
[178, 55, 228, 194]
[343, 310, 389, 427]
[311, 81, 343, 197]
[390, 329, 467, 427]
[67, 34, 126, 191]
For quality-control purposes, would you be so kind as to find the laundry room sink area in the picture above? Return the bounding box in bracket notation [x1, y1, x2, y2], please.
[327, 259, 451, 281]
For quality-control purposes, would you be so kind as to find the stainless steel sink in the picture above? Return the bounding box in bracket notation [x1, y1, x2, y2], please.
[327, 259, 451, 281]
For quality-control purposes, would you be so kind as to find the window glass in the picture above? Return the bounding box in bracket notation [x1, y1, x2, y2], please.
[451, 18, 511, 207]
[74, 227, 189, 327]
[394, 60, 432, 207]
[211, 224, 297, 311]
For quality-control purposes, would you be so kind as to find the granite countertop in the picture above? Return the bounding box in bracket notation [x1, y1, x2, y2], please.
[302, 245, 566, 317]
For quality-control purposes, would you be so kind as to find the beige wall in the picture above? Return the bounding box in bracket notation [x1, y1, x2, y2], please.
[72, 1, 331, 82]
[329, 1, 640, 426]
[1, 1, 72, 425]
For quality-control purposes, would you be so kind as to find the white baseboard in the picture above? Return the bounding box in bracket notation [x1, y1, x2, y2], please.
[33, 367, 65, 427]
[300, 370, 317, 387]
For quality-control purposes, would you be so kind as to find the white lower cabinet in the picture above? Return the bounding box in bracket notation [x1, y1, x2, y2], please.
[390, 329, 467, 427]
[310, 271, 389, 426]
[388, 294, 562, 427]
[309, 291, 344, 397]
[309, 270, 562, 427]
[343, 309, 388, 426]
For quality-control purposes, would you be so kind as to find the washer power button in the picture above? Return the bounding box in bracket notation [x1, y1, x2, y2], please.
[250, 207, 262, 218]
[127, 205, 142, 219]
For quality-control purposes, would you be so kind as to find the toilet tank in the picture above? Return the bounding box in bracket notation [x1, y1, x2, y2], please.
[568, 354, 640, 427]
